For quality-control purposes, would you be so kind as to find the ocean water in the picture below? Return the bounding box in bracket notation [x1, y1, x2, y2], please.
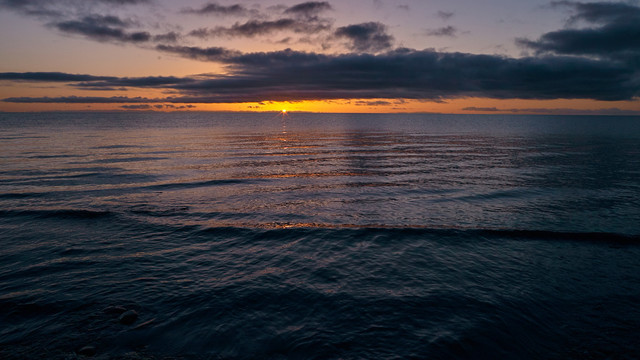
[1, 112, 639, 359]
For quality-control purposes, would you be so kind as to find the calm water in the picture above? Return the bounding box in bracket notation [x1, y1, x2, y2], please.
[1, 112, 639, 359]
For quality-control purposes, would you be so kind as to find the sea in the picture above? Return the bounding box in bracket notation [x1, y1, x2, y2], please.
[1, 112, 639, 359]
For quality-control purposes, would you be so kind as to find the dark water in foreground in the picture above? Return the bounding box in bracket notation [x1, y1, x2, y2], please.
[1, 112, 639, 359]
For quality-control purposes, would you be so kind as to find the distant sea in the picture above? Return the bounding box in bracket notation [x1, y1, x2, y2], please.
[1, 112, 639, 359]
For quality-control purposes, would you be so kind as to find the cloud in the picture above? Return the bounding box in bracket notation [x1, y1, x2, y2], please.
[181, 2, 251, 17]
[6, 47, 638, 104]
[4, 96, 161, 103]
[0, 72, 116, 82]
[0, 1, 172, 46]
[182, 1, 332, 21]
[355, 100, 392, 106]
[551, 1, 640, 24]
[189, 18, 331, 39]
[284, 1, 332, 17]
[159, 46, 326, 68]
[0, 0, 62, 18]
[334, 22, 394, 52]
[73, 76, 195, 90]
[153, 31, 181, 43]
[174, 48, 637, 101]
[462, 107, 500, 112]
[0, 0, 151, 19]
[463, 106, 640, 115]
[185, 2, 334, 40]
[95, 0, 150, 4]
[121, 104, 152, 109]
[517, 1, 640, 66]
[436, 11, 454, 20]
[155, 45, 241, 62]
[53, 15, 151, 43]
[424, 26, 457, 37]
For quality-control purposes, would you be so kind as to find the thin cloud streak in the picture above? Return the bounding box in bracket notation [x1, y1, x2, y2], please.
[53, 15, 151, 43]
[189, 18, 332, 39]
[436, 11, 454, 20]
[424, 26, 458, 37]
[181, 2, 251, 17]
[0, 0, 151, 19]
[463, 106, 640, 115]
[284, 1, 333, 17]
[0, 72, 117, 82]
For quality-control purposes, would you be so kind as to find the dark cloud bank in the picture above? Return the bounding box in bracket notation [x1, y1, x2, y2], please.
[517, 1, 640, 66]
[4, 47, 637, 103]
[1, 1, 639, 106]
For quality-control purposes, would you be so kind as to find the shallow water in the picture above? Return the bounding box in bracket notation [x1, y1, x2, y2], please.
[1, 112, 639, 359]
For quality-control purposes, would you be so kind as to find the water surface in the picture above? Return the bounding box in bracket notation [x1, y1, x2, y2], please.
[1, 112, 639, 359]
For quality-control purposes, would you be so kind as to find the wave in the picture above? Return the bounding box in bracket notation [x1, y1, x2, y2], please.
[194, 224, 640, 244]
[0, 192, 45, 199]
[26, 154, 86, 159]
[90, 144, 149, 149]
[1, 205, 636, 244]
[0, 209, 116, 220]
[144, 178, 255, 190]
[82, 156, 168, 164]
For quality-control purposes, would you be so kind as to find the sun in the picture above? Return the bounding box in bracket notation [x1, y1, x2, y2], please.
[281, 109, 287, 114]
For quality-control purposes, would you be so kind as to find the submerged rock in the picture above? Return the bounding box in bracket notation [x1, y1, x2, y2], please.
[103, 305, 127, 315]
[119, 310, 138, 325]
[77, 345, 96, 357]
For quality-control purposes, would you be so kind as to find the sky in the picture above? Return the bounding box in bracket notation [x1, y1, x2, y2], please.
[0, 0, 639, 113]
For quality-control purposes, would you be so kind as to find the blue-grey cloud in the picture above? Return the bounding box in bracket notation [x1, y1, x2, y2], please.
[462, 107, 500, 112]
[334, 22, 394, 52]
[0, 72, 116, 82]
[97, 0, 150, 4]
[0, 0, 62, 18]
[121, 104, 152, 110]
[153, 31, 181, 43]
[4, 96, 162, 103]
[173, 48, 638, 101]
[552, 1, 640, 24]
[189, 18, 331, 39]
[53, 15, 151, 43]
[156, 45, 241, 62]
[0, 1, 171, 46]
[284, 1, 332, 17]
[517, 1, 640, 67]
[424, 26, 457, 37]
[5, 47, 638, 103]
[181, 2, 250, 17]
[73, 76, 195, 89]
[436, 11, 454, 20]
[0, 0, 151, 19]
[355, 100, 393, 106]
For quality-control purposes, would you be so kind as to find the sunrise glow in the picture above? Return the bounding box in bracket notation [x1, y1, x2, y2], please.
[0, 1, 638, 114]
[1, 2, 640, 359]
